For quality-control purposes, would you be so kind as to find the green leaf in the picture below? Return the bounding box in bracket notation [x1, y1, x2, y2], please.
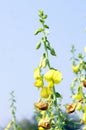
[34, 28, 44, 35]
[53, 100, 57, 106]
[36, 42, 41, 49]
[78, 87, 82, 93]
[42, 15, 48, 19]
[45, 41, 51, 49]
[38, 10, 44, 17]
[39, 19, 44, 24]
[55, 92, 62, 98]
[50, 94, 54, 99]
[44, 25, 49, 29]
[50, 48, 56, 56]
[42, 36, 47, 42]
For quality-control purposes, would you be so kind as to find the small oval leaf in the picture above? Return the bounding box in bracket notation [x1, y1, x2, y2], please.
[55, 92, 62, 98]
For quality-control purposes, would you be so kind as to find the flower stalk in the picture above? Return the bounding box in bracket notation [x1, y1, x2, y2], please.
[34, 10, 65, 130]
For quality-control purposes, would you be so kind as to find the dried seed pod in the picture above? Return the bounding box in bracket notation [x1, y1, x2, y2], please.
[83, 81, 86, 87]
[38, 121, 50, 129]
[34, 101, 48, 110]
[66, 102, 77, 114]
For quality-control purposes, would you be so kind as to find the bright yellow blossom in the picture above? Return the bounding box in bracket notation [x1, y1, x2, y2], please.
[72, 93, 83, 100]
[53, 70, 62, 84]
[72, 65, 79, 73]
[48, 80, 54, 88]
[34, 68, 41, 79]
[47, 88, 53, 95]
[40, 87, 53, 98]
[40, 87, 49, 98]
[34, 79, 43, 88]
[44, 69, 62, 84]
[44, 69, 54, 81]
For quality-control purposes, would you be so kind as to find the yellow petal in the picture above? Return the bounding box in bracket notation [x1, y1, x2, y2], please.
[72, 94, 83, 100]
[48, 80, 54, 88]
[40, 87, 49, 98]
[44, 69, 54, 81]
[34, 79, 43, 88]
[47, 88, 53, 95]
[53, 70, 62, 84]
[34, 68, 41, 79]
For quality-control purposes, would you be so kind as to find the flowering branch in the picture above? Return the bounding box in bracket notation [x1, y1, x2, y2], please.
[34, 10, 65, 130]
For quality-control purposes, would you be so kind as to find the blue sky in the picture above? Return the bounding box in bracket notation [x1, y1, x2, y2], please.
[0, 0, 86, 127]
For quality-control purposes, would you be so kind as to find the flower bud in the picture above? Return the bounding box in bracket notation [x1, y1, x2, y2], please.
[34, 79, 44, 88]
[72, 65, 79, 73]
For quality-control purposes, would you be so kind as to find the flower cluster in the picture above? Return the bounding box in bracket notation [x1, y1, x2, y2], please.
[34, 68, 62, 98]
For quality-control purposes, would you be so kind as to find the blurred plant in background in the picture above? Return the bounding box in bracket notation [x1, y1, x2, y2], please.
[4, 91, 22, 130]
[66, 45, 86, 130]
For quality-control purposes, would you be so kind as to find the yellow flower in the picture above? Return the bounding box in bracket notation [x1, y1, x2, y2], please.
[44, 69, 62, 84]
[40, 87, 53, 98]
[76, 102, 82, 111]
[52, 70, 62, 84]
[34, 79, 43, 88]
[72, 94, 83, 100]
[72, 65, 79, 73]
[40, 87, 49, 98]
[44, 69, 54, 81]
[83, 112, 86, 124]
[38, 127, 45, 130]
[34, 68, 41, 79]
[48, 80, 54, 88]
[47, 88, 53, 95]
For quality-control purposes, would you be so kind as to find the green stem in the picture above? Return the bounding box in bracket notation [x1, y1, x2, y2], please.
[43, 38, 57, 106]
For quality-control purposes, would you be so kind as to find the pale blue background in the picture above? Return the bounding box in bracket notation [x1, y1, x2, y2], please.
[0, 0, 86, 127]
